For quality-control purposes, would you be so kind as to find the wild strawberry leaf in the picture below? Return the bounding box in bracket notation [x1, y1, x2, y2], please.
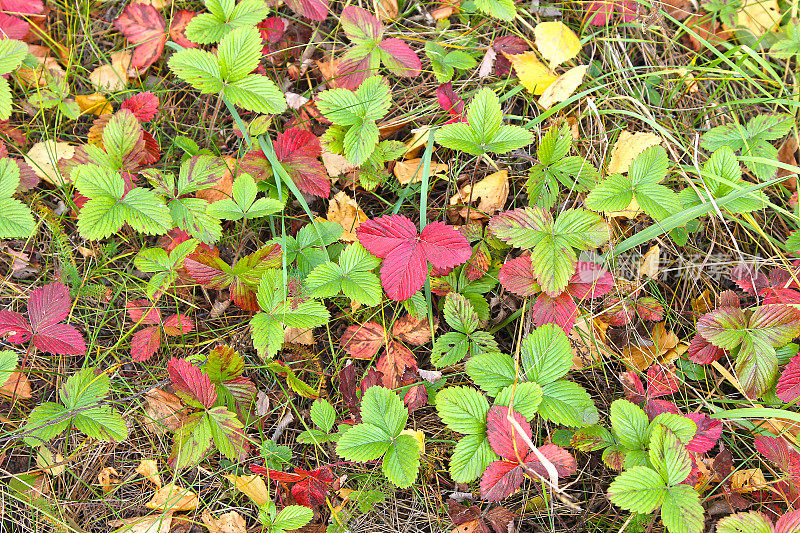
[531, 292, 577, 334]
[777, 353, 800, 403]
[341, 322, 387, 359]
[336, 6, 420, 89]
[569, 261, 614, 299]
[244, 128, 329, 198]
[498, 255, 539, 296]
[716, 512, 775, 533]
[167, 357, 218, 409]
[306, 243, 382, 306]
[479, 459, 524, 501]
[356, 214, 472, 301]
[486, 405, 532, 461]
[489, 207, 609, 296]
[250, 270, 330, 359]
[113, 4, 167, 70]
[0, 282, 86, 355]
[684, 413, 722, 454]
[207, 405, 247, 462]
[185, 242, 282, 311]
[285, 0, 329, 21]
[754, 435, 800, 482]
[698, 304, 800, 397]
[121, 92, 159, 122]
[436, 87, 533, 156]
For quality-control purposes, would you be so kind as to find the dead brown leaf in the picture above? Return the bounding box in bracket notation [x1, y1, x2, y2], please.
[110, 513, 173, 533]
[538, 65, 588, 110]
[24, 140, 75, 186]
[196, 155, 235, 203]
[639, 245, 660, 279]
[449, 171, 509, 219]
[75, 93, 113, 116]
[146, 483, 199, 511]
[98, 466, 121, 493]
[730, 468, 768, 492]
[374, 0, 398, 20]
[136, 459, 162, 490]
[570, 314, 611, 369]
[141, 388, 187, 435]
[327, 191, 367, 242]
[201, 509, 246, 533]
[778, 136, 798, 190]
[284, 326, 314, 345]
[621, 322, 678, 371]
[683, 13, 732, 52]
[89, 51, 131, 91]
[0, 372, 32, 400]
[321, 150, 356, 178]
[394, 158, 448, 185]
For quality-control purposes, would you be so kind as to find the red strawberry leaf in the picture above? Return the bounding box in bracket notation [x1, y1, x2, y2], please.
[169, 10, 197, 49]
[168, 357, 217, 409]
[755, 435, 800, 482]
[635, 297, 664, 321]
[126, 300, 162, 325]
[619, 371, 646, 404]
[0, 282, 86, 355]
[341, 322, 386, 359]
[531, 291, 577, 334]
[356, 215, 471, 301]
[646, 365, 679, 398]
[777, 353, 800, 403]
[480, 460, 524, 501]
[437, 82, 465, 123]
[131, 325, 162, 362]
[185, 243, 282, 311]
[391, 314, 433, 345]
[486, 405, 532, 461]
[498, 255, 539, 296]
[162, 314, 194, 336]
[644, 398, 680, 420]
[376, 340, 417, 389]
[274, 128, 328, 197]
[686, 333, 725, 364]
[258, 17, 286, 44]
[523, 444, 577, 479]
[0, 12, 29, 39]
[378, 38, 422, 78]
[122, 92, 159, 122]
[291, 467, 336, 508]
[568, 262, 614, 299]
[731, 264, 768, 295]
[285, 0, 330, 21]
[685, 413, 722, 453]
[113, 3, 167, 70]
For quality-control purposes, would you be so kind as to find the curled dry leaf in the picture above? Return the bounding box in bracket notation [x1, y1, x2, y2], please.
[538, 65, 588, 110]
[0, 371, 32, 399]
[284, 326, 314, 345]
[89, 51, 132, 91]
[141, 388, 187, 435]
[223, 474, 270, 505]
[321, 149, 356, 178]
[201, 509, 247, 533]
[146, 483, 199, 511]
[375, 0, 399, 20]
[449, 170, 509, 219]
[36, 446, 65, 476]
[327, 191, 367, 242]
[607, 131, 662, 174]
[16, 45, 66, 89]
[25, 140, 75, 186]
[621, 322, 679, 371]
[109, 513, 173, 533]
[136, 459, 162, 490]
[394, 158, 449, 185]
[639, 245, 660, 279]
[570, 314, 611, 369]
[730, 468, 768, 492]
[75, 93, 113, 116]
[98, 466, 121, 493]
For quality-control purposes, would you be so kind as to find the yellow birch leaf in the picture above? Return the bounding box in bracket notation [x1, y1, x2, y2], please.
[506, 52, 557, 95]
[538, 65, 588, 109]
[534, 21, 582, 69]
